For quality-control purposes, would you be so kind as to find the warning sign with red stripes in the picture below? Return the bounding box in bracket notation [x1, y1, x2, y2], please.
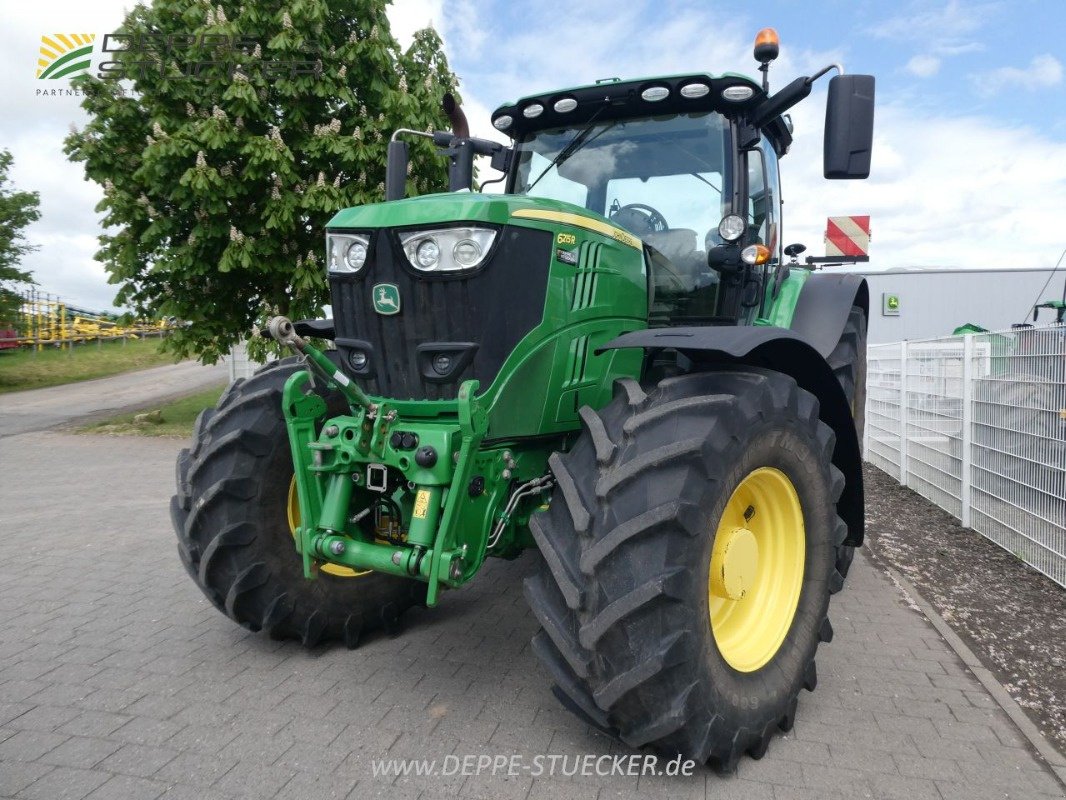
[825, 215, 871, 257]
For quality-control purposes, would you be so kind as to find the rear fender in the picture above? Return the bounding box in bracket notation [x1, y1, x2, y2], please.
[598, 327, 864, 546]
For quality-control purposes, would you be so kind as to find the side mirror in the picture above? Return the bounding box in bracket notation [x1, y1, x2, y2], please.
[824, 74, 875, 179]
[385, 139, 409, 201]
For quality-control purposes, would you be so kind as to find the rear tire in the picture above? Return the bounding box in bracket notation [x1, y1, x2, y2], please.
[524, 369, 848, 770]
[826, 306, 867, 579]
[171, 357, 426, 647]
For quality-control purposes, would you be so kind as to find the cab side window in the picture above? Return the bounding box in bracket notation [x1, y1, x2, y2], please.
[759, 140, 782, 264]
[746, 148, 769, 247]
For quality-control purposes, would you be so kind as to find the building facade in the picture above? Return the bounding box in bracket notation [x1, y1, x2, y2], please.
[840, 267, 1061, 343]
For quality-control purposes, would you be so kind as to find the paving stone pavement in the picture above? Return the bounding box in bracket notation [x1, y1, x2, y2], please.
[1, 431, 1063, 800]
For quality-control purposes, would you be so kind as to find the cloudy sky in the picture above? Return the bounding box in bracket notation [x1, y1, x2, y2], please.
[3, 0, 1065, 311]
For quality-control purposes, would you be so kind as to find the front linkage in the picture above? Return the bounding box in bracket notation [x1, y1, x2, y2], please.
[266, 316, 551, 607]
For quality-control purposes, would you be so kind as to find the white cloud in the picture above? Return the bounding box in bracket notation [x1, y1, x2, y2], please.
[905, 54, 941, 78]
[388, 0, 445, 49]
[975, 54, 1063, 96]
[871, 0, 993, 55]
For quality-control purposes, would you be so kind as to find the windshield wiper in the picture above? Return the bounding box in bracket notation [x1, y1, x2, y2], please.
[524, 108, 614, 193]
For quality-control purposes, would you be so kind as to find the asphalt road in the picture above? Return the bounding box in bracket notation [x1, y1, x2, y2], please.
[0, 430, 1063, 799]
[0, 360, 229, 437]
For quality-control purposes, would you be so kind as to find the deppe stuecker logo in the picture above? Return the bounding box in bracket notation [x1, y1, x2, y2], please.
[34, 32, 321, 87]
[37, 34, 97, 79]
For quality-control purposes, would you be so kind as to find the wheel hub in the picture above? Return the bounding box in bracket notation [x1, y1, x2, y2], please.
[709, 527, 759, 600]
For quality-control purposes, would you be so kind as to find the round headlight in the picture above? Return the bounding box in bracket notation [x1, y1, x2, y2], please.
[523, 103, 544, 119]
[345, 241, 367, 270]
[553, 97, 577, 113]
[453, 239, 483, 267]
[348, 350, 368, 370]
[641, 86, 670, 102]
[718, 214, 746, 242]
[493, 115, 513, 131]
[415, 238, 440, 269]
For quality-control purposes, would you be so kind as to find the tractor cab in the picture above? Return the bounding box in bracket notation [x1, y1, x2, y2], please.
[484, 51, 872, 326]
[495, 75, 780, 326]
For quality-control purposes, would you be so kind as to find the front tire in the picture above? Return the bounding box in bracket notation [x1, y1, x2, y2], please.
[171, 358, 426, 647]
[524, 369, 848, 770]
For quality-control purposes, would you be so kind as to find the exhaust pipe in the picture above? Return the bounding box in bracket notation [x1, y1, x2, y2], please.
[443, 93, 469, 139]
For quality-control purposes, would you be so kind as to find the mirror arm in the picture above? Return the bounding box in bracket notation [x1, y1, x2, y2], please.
[808, 63, 844, 83]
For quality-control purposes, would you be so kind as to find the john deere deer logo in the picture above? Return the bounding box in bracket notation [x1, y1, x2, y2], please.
[372, 283, 400, 315]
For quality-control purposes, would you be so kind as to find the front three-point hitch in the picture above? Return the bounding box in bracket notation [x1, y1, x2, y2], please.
[265, 316, 550, 606]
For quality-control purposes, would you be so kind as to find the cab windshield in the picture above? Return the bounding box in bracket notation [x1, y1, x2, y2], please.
[513, 112, 731, 242]
[511, 112, 733, 324]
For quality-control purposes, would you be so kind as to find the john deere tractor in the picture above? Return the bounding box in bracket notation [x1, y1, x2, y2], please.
[173, 29, 874, 770]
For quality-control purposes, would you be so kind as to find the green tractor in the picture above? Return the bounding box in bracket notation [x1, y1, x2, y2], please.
[173, 29, 874, 770]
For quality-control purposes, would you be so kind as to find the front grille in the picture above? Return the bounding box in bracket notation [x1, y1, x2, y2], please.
[329, 225, 553, 400]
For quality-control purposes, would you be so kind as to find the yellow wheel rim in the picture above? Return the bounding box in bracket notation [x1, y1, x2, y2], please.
[708, 467, 805, 672]
[287, 477, 370, 578]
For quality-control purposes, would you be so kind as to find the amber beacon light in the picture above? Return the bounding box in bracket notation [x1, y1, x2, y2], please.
[754, 28, 780, 63]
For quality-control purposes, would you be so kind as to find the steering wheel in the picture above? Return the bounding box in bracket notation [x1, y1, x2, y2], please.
[611, 203, 669, 235]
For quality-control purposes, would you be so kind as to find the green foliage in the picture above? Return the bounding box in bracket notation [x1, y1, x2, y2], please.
[65, 0, 460, 362]
[0, 150, 40, 325]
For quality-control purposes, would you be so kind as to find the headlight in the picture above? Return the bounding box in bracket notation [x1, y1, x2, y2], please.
[718, 215, 745, 242]
[326, 232, 370, 274]
[399, 227, 497, 272]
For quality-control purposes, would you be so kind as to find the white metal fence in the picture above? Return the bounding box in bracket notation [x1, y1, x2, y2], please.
[865, 323, 1066, 587]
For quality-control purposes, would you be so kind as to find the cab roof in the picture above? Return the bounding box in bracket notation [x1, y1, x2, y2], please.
[490, 72, 794, 156]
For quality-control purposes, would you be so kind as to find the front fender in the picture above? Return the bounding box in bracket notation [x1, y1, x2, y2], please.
[598, 326, 864, 546]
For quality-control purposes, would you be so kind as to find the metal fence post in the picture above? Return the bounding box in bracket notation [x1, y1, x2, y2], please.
[960, 333, 974, 528]
[862, 373, 871, 460]
[899, 340, 909, 486]
[228, 343, 237, 384]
